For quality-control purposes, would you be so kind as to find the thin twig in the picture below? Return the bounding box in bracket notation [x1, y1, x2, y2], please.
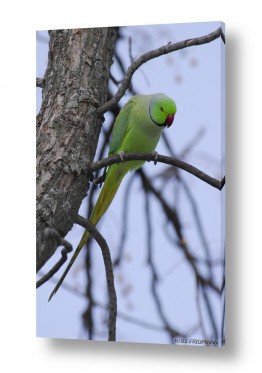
[195, 281, 209, 339]
[36, 228, 73, 288]
[161, 130, 216, 280]
[109, 73, 122, 86]
[138, 169, 221, 294]
[98, 27, 225, 115]
[144, 189, 180, 342]
[128, 36, 134, 63]
[145, 165, 221, 334]
[86, 152, 225, 191]
[113, 173, 137, 267]
[180, 127, 206, 159]
[37, 269, 189, 335]
[200, 284, 218, 339]
[114, 49, 136, 96]
[75, 214, 117, 342]
[179, 177, 214, 280]
[82, 168, 98, 339]
[82, 247, 94, 340]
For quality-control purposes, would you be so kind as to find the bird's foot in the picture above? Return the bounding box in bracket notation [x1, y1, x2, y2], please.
[94, 167, 107, 188]
[89, 173, 94, 182]
[118, 151, 125, 163]
[94, 174, 105, 187]
[151, 151, 159, 165]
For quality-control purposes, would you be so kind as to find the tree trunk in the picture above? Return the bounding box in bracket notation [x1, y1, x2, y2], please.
[36, 27, 118, 271]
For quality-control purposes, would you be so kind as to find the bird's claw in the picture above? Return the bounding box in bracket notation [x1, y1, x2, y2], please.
[94, 167, 107, 188]
[89, 173, 94, 182]
[118, 151, 125, 163]
[152, 151, 159, 165]
[94, 174, 105, 188]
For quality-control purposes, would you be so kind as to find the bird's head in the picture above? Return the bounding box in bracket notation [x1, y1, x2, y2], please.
[149, 93, 177, 128]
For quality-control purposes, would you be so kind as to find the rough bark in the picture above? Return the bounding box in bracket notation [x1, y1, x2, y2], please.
[36, 27, 118, 271]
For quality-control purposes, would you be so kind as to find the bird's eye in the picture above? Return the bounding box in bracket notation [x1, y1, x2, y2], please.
[160, 107, 163, 112]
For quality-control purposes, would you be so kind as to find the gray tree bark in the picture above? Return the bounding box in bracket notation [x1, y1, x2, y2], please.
[36, 27, 118, 271]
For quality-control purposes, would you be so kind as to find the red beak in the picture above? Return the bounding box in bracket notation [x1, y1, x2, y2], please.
[166, 114, 175, 128]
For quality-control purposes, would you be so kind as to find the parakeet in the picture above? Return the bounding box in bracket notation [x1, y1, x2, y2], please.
[49, 93, 177, 300]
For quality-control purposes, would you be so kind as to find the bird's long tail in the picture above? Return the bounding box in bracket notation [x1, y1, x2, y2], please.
[48, 164, 127, 301]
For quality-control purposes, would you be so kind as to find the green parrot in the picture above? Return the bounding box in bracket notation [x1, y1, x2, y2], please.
[49, 93, 177, 300]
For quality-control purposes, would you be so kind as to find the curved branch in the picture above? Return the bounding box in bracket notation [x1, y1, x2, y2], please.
[36, 228, 73, 287]
[97, 27, 225, 115]
[75, 214, 117, 342]
[86, 152, 225, 191]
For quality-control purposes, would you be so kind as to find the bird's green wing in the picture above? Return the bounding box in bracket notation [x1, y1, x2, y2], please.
[108, 98, 135, 155]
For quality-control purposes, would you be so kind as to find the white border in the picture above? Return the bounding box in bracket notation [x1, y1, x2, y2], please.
[1, 0, 261, 371]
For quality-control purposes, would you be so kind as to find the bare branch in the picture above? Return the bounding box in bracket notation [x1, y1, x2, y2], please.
[36, 77, 45, 88]
[86, 152, 225, 191]
[144, 189, 181, 342]
[179, 177, 214, 280]
[36, 228, 73, 288]
[38, 269, 191, 336]
[138, 169, 221, 295]
[82, 246, 94, 340]
[75, 214, 117, 342]
[179, 127, 207, 159]
[128, 36, 134, 63]
[199, 283, 218, 338]
[97, 27, 225, 115]
[113, 173, 137, 267]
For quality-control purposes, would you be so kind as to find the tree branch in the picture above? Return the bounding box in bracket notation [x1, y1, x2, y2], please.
[97, 27, 225, 115]
[36, 77, 45, 88]
[36, 228, 73, 287]
[86, 152, 225, 191]
[38, 269, 192, 336]
[138, 169, 221, 295]
[113, 173, 137, 267]
[82, 246, 94, 340]
[75, 214, 117, 342]
[144, 189, 181, 342]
